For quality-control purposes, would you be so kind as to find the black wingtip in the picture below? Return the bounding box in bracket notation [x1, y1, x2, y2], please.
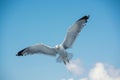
[16, 48, 26, 56]
[16, 54, 23, 56]
[77, 15, 90, 22]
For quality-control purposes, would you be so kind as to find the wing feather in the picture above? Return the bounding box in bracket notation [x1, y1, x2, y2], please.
[62, 15, 89, 49]
[16, 43, 57, 56]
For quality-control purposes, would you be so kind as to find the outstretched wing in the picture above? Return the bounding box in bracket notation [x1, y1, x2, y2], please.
[62, 15, 89, 49]
[16, 43, 57, 56]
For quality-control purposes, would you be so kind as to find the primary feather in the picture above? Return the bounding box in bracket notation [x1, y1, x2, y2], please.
[16, 43, 57, 56]
[62, 15, 89, 49]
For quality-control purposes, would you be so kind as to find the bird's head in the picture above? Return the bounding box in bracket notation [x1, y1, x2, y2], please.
[55, 45, 60, 50]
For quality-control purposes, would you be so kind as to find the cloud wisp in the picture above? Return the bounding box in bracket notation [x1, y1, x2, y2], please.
[81, 62, 120, 80]
[65, 59, 83, 76]
[63, 60, 120, 80]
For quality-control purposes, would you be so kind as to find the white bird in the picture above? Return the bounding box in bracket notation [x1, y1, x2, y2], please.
[16, 15, 89, 65]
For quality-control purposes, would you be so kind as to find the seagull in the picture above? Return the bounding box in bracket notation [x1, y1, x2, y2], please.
[16, 15, 89, 65]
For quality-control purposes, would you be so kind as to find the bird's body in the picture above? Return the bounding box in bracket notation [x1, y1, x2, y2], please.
[16, 15, 89, 65]
[55, 45, 70, 64]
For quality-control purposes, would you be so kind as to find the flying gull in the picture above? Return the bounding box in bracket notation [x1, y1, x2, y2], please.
[16, 15, 89, 65]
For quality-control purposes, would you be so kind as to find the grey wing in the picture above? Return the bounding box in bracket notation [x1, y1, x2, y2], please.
[61, 15, 89, 49]
[16, 43, 57, 56]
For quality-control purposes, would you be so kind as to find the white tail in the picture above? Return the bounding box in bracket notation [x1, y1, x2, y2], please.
[56, 53, 73, 64]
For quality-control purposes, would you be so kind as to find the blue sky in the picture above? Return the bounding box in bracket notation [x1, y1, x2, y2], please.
[1, 0, 120, 80]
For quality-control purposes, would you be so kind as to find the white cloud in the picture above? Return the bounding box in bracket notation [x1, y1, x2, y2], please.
[63, 62, 120, 80]
[79, 78, 88, 80]
[61, 78, 74, 80]
[89, 62, 112, 80]
[81, 62, 120, 80]
[68, 78, 74, 80]
[66, 59, 83, 76]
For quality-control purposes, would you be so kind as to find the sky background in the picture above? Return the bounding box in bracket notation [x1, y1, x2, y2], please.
[0, 0, 120, 80]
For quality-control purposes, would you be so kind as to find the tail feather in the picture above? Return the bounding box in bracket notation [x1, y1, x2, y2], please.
[56, 53, 73, 65]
